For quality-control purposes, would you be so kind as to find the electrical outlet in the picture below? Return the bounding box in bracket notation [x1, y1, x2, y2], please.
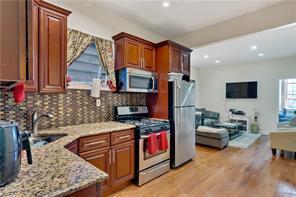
[96, 99, 101, 107]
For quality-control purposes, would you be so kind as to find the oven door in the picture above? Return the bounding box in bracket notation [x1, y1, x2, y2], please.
[139, 131, 170, 171]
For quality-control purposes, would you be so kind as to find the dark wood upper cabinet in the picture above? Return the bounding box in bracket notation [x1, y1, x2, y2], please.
[113, 32, 156, 72]
[158, 40, 192, 77]
[0, 0, 70, 93]
[25, 0, 39, 92]
[141, 44, 156, 72]
[169, 45, 181, 73]
[37, 0, 70, 93]
[110, 141, 134, 188]
[147, 41, 192, 119]
[0, 0, 26, 81]
[124, 38, 141, 69]
[181, 50, 191, 76]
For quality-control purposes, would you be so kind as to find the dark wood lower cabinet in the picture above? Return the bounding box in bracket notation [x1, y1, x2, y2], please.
[66, 183, 101, 197]
[64, 140, 78, 155]
[110, 141, 134, 190]
[69, 129, 135, 196]
[79, 147, 111, 191]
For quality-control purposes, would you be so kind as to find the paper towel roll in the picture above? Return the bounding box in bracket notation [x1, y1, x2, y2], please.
[91, 79, 101, 98]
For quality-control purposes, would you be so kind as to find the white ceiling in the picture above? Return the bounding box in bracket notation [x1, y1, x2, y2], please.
[191, 23, 296, 67]
[93, 0, 283, 38]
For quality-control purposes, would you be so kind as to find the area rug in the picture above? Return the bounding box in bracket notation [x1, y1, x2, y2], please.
[229, 133, 261, 149]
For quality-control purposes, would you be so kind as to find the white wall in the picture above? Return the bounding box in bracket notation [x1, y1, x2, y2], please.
[47, 1, 165, 42]
[191, 55, 296, 134]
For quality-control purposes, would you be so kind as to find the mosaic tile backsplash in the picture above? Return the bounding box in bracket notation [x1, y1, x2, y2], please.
[0, 89, 146, 131]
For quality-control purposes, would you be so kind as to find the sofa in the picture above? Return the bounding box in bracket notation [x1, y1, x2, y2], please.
[270, 129, 296, 159]
[279, 108, 296, 122]
[195, 108, 220, 127]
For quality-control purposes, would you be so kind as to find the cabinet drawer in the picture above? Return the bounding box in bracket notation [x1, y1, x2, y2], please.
[111, 129, 134, 145]
[79, 134, 110, 152]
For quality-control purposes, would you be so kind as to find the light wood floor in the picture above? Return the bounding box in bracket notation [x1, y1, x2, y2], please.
[112, 136, 296, 197]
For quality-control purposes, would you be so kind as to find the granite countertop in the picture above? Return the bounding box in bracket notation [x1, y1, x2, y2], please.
[0, 121, 135, 197]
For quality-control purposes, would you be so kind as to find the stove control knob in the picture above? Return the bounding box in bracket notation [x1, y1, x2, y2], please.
[149, 128, 153, 132]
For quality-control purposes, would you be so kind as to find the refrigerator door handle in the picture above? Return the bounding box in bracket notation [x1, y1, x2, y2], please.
[178, 108, 181, 126]
[174, 79, 181, 126]
[174, 79, 179, 107]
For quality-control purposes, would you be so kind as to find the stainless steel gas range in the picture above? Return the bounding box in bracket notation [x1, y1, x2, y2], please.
[116, 106, 170, 186]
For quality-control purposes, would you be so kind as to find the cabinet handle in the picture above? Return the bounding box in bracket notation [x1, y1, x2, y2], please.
[85, 140, 105, 146]
[109, 149, 112, 165]
[119, 135, 130, 140]
[86, 155, 101, 161]
[142, 58, 145, 68]
[112, 149, 115, 164]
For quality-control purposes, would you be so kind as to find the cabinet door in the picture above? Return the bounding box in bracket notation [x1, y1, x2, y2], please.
[181, 50, 190, 76]
[0, 0, 26, 81]
[39, 7, 67, 93]
[25, 0, 39, 92]
[111, 141, 134, 187]
[79, 147, 111, 190]
[169, 45, 181, 73]
[124, 38, 141, 69]
[141, 44, 155, 72]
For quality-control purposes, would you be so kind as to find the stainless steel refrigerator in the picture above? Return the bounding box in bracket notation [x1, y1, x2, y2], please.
[169, 78, 196, 168]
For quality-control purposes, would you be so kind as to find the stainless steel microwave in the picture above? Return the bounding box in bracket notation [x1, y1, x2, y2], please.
[116, 68, 158, 93]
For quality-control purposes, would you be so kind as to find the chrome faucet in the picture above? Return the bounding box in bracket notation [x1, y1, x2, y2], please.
[32, 111, 53, 135]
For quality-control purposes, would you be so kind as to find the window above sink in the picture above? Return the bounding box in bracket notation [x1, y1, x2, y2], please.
[67, 42, 110, 91]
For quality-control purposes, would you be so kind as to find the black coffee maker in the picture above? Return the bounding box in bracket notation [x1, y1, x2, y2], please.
[0, 121, 32, 186]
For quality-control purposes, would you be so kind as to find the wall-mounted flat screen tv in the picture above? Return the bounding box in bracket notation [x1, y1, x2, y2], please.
[226, 81, 257, 99]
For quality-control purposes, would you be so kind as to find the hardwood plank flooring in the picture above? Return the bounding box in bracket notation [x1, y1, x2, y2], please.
[111, 136, 296, 197]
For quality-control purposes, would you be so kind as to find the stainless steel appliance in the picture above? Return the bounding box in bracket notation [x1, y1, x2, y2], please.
[116, 67, 158, 93]
[116, 106, 170, 186]
[168, 75, 196, 168]
[0, 121, 32, 186]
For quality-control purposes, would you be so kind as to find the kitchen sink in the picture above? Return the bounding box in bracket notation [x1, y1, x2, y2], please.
[30, 134, 67, 148]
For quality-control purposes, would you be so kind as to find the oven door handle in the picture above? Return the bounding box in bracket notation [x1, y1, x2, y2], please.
[141, 133, 160, 139]
[140, 131, 169, 139]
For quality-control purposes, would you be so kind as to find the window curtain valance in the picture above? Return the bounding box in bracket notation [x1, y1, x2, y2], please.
[67, 28, 116, 91]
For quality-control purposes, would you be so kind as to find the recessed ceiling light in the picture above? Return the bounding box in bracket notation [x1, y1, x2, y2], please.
[204, 54, 209, 59]
[258, 53, 264, 57]
[162, 1, 170, 8]
[251, 46, 257, 50]
[215, 60, 220, 64]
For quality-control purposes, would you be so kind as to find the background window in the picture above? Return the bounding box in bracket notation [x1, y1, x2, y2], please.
[286, 79, 296, 108]
[67, 42, 109, 90]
